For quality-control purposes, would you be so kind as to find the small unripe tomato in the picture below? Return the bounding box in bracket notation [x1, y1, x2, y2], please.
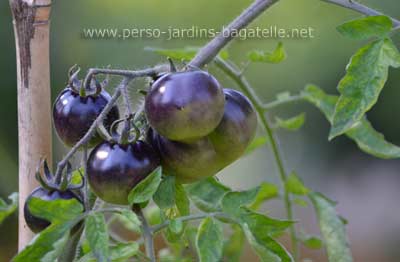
[209, 89, 257, 164]
[145, 70, 225, 142]
[53, 88, 119, 147]
[24, 187, 83, 233]
[87, 141, 160, 205]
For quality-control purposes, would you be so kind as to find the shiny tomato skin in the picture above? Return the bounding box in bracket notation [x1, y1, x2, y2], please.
[24, 187, 83, 233]
[151, 131, 221, 183]
[53, 88, 119, 147]
[145, 70, 225, 142]
[87, 141, 160, 205]
[149, 89, 257, 183]
[209, 88, 257, 164]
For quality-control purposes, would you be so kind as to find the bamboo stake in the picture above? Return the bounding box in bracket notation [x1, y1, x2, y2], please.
[9, 0, 52, 250]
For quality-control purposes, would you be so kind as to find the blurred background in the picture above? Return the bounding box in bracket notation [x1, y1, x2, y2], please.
[1, 0, 400, 261]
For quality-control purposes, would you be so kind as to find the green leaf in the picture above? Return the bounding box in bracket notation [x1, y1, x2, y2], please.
[303, 85, 400, 159]
[0, 192, 18, 224]
[242, 225, 293, 262]
[245, 136, 268, 155]
[249, 182, 279, 210]
[175, 182, 190, 216]
[285, 172, 310, 195]
[309, 192, 353, 262]
[145, 46, 229, 61]
[222, 224, 245, 262]
[300, 235, 323, 250]
[186, 177, 230, 212]
[238, 207, 294, 261]
[239, 208, 293, 236]
[145, 206, 162, 226]
[71, 168, 84, 185]
[29, 197, 84, 224]
[337, 15, 393, 40]
[221, 183, 278, 215]
[196, 217, 224, 262]
[160, 181, 190, 243]
[153, 176, 190, 217]
[222, 183, 279, 215]
[78, 242, 140, 262]
[115, 209, 141, 233]
[85, 213, 110, 262]
[275, 113, 305, 131]
[128, 167, 162, 205]
[329, 38, 400, 139]
[154, 176, 176, 210]
[41, 233, 70, 262]
[13, 224, 72, 262]
[108, 242, 140, 262]
[14, 198, 83, 262]
[222, 187, 260, 216]
[248, 42, 286, 63]
[163, 225, 185, 244]
[293, 198, 308, 207]
[302, 85, 337, 121]
[345, 119, 400, 158]
[169, 219, 184, 234]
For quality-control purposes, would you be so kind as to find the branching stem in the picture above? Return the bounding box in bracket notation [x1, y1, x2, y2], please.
[48, 0, 400, 261]
[54, 81, 123, 183]
[82, 145, 90, 211]
[54, 66, 166, 182]
[188, 0, 279, 67]
[151, 212, 229, 234]
[133, 205, 156, 262]
[321, 0, 400, 29]
[262, 94, 305, 110]
[215, 57, 299, 261]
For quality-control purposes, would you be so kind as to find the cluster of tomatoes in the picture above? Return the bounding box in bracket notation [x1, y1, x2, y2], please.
[24, 68, 257, 233]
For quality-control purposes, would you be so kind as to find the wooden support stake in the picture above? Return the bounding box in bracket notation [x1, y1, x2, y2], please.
[9, 0, 52, 250]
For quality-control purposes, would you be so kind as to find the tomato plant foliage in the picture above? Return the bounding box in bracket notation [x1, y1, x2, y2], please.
[2, 3, 400, 262]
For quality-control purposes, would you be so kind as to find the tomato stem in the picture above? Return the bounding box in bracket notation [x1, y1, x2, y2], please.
[82, 145, 90, 211]
[54, 67, 167, 183]
[214, 57, 300, 261]
[133, 205, 156, 262]
[321, 0, 400, 29]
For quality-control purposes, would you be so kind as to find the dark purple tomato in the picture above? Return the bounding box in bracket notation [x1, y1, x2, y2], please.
[209, 89, 257, 164]
[53, 88, 120, 147]
[151, 132, 222, 183]
[24, 187, 83, 233]
[149, 89, 257, 184]
[87, 141, 160, 205]
[145, 70, 225, 142]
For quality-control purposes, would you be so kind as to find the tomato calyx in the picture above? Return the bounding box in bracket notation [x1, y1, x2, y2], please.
[167, 57, 177, 73]
[107, 114, 143, 145]
[67, 64, 108, 98]
[35, 158, 84, 193]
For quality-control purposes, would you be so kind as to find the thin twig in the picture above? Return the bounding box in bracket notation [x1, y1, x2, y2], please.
[133, 206, 156, 262]
[54, 81, 124, 183]
[151, 212, 228, 234]
[94, 207, 125, 214]
[321, 0, 400, 28]
[82, 145, 90, 211]
[83, 65, 168, 90]
[214, 57, 299, 261]
[188, 0, 279, 68]
[121, 83, 134, 116]
[262, 94, 305, 111]
[54, 66, 166, 182]
[54, 0, 281, 179]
